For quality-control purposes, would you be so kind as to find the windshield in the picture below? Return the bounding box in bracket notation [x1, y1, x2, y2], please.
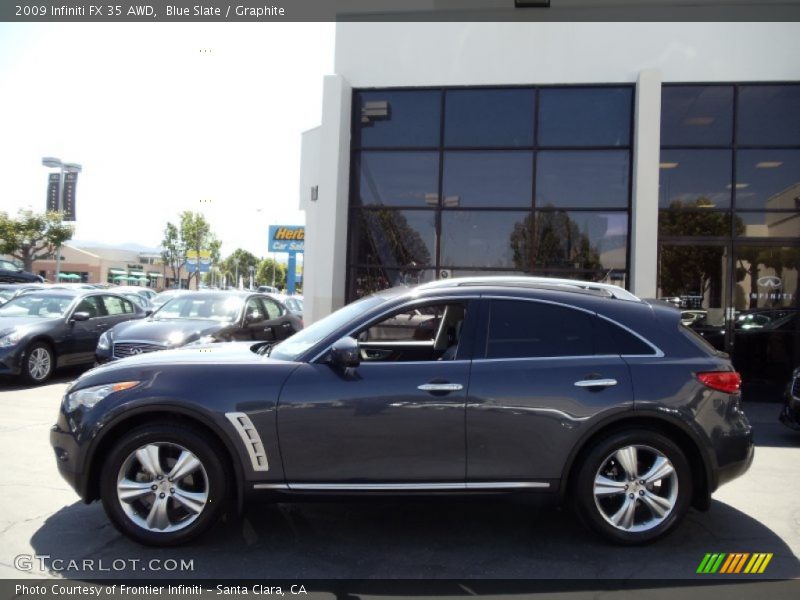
[153, 295, 244, 322]
[0, 294, 73, 318]
[0, 260, 19, 271]
[270, 295, 385, 362]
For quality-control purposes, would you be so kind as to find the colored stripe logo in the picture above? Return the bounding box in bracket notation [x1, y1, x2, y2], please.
[697, 553, 773, 574]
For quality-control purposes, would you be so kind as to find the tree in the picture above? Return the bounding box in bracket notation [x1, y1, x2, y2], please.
[256, 258, 287, 289]
[0, 210, 74, 272]
[181, 211, 212, 290]
[220, 249, 259, 288]
[160, 222, 185, 287]
[159, 211, 217, 289]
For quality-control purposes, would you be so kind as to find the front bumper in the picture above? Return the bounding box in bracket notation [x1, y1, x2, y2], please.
[0, 344, 24, 376]
[50, 422, 88, 499]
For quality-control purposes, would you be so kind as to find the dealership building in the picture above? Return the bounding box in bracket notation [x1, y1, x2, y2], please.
[299, 20, 800, 396]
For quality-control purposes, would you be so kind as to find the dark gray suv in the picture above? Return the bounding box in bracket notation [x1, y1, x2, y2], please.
[50, 277, 753, 546]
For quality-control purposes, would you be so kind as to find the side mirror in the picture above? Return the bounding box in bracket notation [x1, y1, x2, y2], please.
[145, 309, 153, 316]
[71, 311, 91, 322]
[329, 336, 360, 368]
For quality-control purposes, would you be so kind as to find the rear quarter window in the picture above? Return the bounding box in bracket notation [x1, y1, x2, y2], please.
[593, 317, 657, 356]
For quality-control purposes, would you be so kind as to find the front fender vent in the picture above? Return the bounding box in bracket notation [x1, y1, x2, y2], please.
[225, 412, 269, 472]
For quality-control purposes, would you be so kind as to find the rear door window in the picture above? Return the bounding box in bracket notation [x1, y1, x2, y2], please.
[485, 300, 594, 359]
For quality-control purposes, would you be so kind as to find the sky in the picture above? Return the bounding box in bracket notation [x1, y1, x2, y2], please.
[0, 23, 335, 258]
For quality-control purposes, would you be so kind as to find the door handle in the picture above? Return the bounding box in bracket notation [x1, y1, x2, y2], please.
[417, 383, 464, 392]
[574, 378, 617, 388]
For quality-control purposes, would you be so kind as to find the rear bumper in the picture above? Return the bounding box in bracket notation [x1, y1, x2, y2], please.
[714, 430, 755, 488]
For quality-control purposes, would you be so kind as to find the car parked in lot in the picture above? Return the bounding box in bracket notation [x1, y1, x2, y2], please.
[112, 286, 158, 307]
[95, 291, 303, 363]
[780, 366, 800, 431]
[150, 289, 192, 311]
[51, 276, 753, 546]
[0, 289, 146, 383]
[267, 293, 303, 321]
[0, 283, 46, 305]
[0, 259, 44, 283]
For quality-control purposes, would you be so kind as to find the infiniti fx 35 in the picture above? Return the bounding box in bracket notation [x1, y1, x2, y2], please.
[50, 277, 753, 546]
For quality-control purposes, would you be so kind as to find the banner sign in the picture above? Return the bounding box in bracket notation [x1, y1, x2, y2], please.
[269, 226, 305, 253]
[62, 172, 78, 221]
[186, 250, 211, 273]
[46, 173, 59, 213]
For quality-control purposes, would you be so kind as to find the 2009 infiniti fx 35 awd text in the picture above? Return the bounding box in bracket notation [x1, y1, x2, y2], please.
[50, 277, 753, 546]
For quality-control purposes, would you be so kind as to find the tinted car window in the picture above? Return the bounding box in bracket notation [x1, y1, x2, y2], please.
[103, 295, 133, 315]
[360, 305, 445, 342]
[593, 317, 655, 356]
[75, 296, 102, 318]
[244, 298, 264, 322]
[486, 300, 593, 358]
[262, 298, 283, 320]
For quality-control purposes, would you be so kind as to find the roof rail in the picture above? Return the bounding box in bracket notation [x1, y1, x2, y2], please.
[417, 276, 641, 302]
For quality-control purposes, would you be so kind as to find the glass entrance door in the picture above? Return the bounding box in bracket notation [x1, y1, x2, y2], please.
[732, 244, 800, 396]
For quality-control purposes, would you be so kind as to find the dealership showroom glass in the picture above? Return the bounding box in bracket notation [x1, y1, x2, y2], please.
[299, 23, 800, 401]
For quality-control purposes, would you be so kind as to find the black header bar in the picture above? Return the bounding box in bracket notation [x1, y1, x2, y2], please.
[3, 1, 800, 22]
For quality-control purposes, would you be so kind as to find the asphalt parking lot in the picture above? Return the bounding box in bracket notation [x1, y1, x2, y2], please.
[0, 371, 798, 582]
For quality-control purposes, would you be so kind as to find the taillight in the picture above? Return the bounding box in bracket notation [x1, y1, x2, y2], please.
[697, 371, 741, 394]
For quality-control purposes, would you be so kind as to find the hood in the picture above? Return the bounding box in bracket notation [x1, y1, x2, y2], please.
[0, 316, 60, 337]
[105, 341, 272, 367]
[72, 341, 293, 390]
[110, 317, 228, 346]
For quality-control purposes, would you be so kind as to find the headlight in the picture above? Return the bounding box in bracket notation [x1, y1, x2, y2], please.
[65, 381, 140, 412]
[167, 331, 185, 345]
[97, 331, 111, 351]
[0, 330, 22, 348]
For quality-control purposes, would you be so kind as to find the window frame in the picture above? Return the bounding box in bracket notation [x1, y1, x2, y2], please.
[347, 84, 635, 302]
[473, 296, 661, 361]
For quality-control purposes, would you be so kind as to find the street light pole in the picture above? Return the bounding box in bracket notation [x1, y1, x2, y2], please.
[42, 157, 81, 283]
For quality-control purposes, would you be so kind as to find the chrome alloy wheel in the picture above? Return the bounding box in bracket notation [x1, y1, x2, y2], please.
[593, 444, 678, 533]
[116, 443, 209, 533]
[27, 347, 52, 381]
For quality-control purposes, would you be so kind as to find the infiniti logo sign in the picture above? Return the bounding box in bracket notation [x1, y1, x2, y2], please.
[129, 347, 143, 355]
[757, 276, 782, 290]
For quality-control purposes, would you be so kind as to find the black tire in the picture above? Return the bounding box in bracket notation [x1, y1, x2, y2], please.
[100, 423, 229, 546]
[22, 341, 54, 384]
[573, 428, 692, 545]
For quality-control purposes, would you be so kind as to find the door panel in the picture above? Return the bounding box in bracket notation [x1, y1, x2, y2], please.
[467, 357, 633, 481]
[466, 298, 634, 481]
[277, 361, 470, 482]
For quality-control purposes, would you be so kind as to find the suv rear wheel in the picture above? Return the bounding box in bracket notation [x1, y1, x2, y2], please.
[574, 429, 692, 544]
[100, 423, 228, 546]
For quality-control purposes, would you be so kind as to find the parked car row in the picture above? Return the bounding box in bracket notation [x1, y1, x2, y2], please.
[0, 288, 303, 384]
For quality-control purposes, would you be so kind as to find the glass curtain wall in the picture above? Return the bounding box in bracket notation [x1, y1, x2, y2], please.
[347, 86, 634, 300]
[658, 84, 800, 394]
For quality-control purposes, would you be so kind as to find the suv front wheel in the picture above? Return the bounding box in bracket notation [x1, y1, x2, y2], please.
[100, 423, 228, 546]
[574, 429, 692, 545]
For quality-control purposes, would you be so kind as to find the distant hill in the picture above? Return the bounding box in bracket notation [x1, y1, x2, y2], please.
[69, 239, 162, 254]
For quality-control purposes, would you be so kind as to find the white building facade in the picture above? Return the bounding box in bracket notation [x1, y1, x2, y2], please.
[300, 21, 800, 393]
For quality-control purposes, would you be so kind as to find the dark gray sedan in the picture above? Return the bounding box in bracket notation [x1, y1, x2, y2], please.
[0, 289, 146, 383]
[51, 277, 753, 546]
[94, 291, 302, 363]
